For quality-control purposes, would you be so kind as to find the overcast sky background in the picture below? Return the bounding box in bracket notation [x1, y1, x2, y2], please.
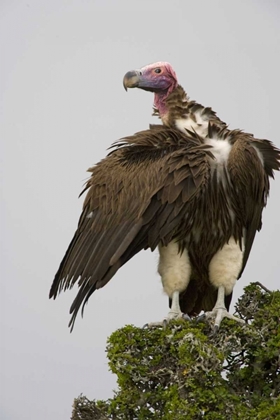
[1, 1, 280, 419]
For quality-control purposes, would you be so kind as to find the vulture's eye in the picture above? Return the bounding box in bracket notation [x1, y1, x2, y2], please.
[154, 68, 162, 74]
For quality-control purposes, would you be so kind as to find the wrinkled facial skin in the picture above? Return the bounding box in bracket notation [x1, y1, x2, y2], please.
[123, 62, 178, 119]
[123, 62, 177, 94]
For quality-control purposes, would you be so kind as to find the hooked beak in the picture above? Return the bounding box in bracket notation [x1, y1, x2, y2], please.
[123, 70, 142, 91]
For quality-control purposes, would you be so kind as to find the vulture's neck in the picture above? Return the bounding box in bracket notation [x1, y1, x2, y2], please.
[154, 85, 227, 137]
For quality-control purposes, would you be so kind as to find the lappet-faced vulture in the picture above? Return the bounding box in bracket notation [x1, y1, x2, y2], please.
[50, 62, 280, 331]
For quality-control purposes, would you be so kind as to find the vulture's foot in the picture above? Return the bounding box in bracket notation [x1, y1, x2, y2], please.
[198, 308, 245, 333]
[144, 310, 190, 329]
[143, 290, 190, 328]
[196, 286, 245, 332]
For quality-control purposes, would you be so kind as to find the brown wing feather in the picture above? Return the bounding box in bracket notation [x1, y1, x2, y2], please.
[49, 127, 211, 330]
[179, 132, 280, 317]
[227, 134, 280, 277]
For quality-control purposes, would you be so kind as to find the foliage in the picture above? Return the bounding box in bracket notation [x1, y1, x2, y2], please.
[72, 283, 280, 419]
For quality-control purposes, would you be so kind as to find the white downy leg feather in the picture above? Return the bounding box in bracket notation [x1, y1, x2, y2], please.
[205, 237, 245, 329]
[158, 240, 191, 297]
[145, 242, 192, 327]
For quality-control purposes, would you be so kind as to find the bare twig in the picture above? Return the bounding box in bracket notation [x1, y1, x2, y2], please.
[254, 282, 272, 293]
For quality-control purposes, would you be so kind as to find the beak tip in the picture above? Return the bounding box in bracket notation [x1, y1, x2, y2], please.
[123, 70, 140, 91]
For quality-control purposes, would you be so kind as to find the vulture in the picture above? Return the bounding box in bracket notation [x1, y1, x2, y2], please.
[50, 62, 280, 331]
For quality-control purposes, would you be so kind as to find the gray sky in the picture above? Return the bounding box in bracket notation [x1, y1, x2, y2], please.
[1, 1, 280, 419]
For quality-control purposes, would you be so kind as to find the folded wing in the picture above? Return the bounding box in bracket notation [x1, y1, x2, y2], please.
[227, 133, 280, 277]
[49, 127, 212, 330]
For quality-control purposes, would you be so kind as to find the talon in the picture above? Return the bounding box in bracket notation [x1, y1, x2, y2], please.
[213, 324, 219, 335]
[182, 313, 191, 321]
[196, 313, 206, 323]
[199, 286, 246, 330]
[144, 290, 186, 329]
[204, 308, 245, 330]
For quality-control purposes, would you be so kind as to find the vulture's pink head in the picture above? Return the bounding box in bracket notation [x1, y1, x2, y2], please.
[123, 62, 178, 117]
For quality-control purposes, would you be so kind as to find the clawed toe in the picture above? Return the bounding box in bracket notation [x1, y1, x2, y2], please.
[143, 320, 170, 329]
[182, 313, 191, 321]
[203, 307, 245, 330]
[143, 311, 191, 329]
[166, 309, 184, 321]
[143, 321, 167, 329]
[143, 290, 192, 329]
[196, 313, 206, 323]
